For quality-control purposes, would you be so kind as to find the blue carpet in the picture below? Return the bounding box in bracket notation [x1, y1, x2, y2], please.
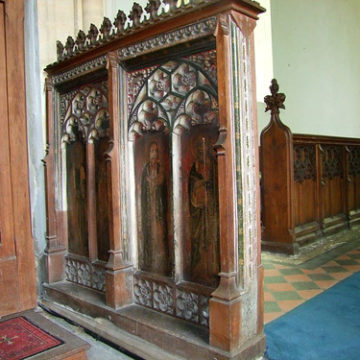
[265, 271, 360, 360]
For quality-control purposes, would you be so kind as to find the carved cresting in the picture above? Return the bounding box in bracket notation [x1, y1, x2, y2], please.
[52, 0, 231, 64]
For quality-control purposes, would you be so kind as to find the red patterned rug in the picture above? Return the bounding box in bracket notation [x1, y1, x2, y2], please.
[0, 316, 63, 360]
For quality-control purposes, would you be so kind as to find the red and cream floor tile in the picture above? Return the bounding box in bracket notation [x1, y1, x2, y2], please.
[263, 241, 360, 324]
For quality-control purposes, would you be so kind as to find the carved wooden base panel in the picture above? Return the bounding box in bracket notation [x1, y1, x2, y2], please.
[134, 273, 210, 327]
[42, 281, 266, 360]
[65, 255, 106, 292]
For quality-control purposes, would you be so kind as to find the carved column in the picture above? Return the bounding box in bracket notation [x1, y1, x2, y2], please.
[210, 10, 265, 354]
[105, 51, 132, 308]
[44, 77, 66, 282]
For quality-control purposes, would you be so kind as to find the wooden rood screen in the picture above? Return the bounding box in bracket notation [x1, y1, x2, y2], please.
[260, 80, 360, 255]
[43, 1, 265, 358]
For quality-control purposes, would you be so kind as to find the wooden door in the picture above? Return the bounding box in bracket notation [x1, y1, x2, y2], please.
[0, 0, 36, 316]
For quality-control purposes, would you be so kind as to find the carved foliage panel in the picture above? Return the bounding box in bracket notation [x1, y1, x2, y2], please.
[294, 144, 316, 183]
[65, 256, 106, 292]
[134, 275, 209, 327]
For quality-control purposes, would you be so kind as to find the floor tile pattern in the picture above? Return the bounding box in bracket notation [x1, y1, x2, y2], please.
[263, 244, 360, 324]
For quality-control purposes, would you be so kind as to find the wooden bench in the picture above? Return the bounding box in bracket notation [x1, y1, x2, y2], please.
[260, 80, 360, 254]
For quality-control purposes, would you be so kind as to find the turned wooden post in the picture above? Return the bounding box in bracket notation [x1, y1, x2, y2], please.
[105, 51, 133, 308]
[44, 77, 67, 282]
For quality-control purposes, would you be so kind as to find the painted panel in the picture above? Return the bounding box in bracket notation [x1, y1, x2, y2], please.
[135, 133, 171, 276]
[66, 133, 88, 257]
[181, 125, 219, 287]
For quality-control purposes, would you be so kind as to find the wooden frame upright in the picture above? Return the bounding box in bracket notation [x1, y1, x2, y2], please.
[0, 0, 37, 316]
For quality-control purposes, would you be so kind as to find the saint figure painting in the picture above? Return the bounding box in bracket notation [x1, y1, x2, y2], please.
[188, 133, 219, 286]
[140, 141, 170, 275]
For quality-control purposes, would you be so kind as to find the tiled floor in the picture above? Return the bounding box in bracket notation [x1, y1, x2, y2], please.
[263, 240, 360, 324]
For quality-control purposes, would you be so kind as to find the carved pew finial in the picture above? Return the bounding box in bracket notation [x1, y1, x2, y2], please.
[264, 79, 286, 115]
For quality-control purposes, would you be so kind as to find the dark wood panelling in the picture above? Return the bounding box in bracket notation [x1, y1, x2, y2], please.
[294, 179, 317, 226]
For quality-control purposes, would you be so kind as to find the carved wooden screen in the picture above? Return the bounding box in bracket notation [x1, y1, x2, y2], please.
[44, 1, 266, 356]
[128, 50, 219, 325]
[60, 80, 110, 291]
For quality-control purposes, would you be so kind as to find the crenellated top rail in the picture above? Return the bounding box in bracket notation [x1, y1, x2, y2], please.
[45, 0, 264, 73]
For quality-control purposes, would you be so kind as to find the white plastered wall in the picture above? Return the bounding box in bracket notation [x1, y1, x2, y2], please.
[270, 0, 360, 138]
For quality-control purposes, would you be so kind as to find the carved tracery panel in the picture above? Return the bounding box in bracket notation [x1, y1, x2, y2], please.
[294, 144, 316, 183]
[349, 146, 360, 176]
[61, 81, 109, 142]
[321, 145, 343, 179]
